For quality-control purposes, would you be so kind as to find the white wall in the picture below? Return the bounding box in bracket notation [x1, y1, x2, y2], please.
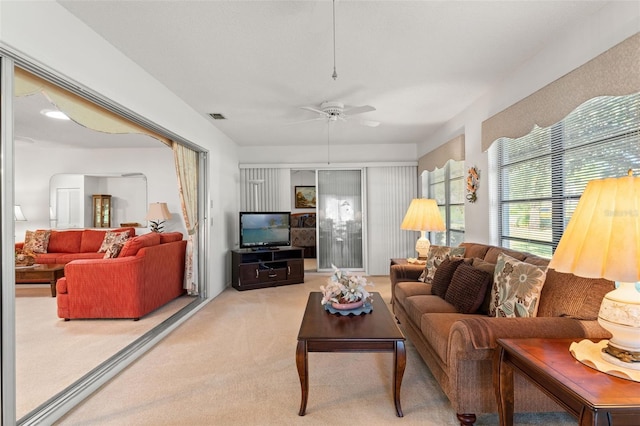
[15, 145, 179, 239]
[418, 1, 640, 245]
[1, 1, 239, 297]
[240, 142, 417, 164]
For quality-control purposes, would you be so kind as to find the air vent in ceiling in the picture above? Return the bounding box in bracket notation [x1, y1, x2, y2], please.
[209, 113, 226, 120]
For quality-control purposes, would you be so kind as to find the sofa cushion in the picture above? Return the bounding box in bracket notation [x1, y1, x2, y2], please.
[421, 245, 466, 283]
[490, 253, 547, 318]
[445, 263, 493, 314]
[23, 230, 51, 254]
[404, 295, 457, 326]
[159, 232, 183, 244]
[459, 243, 491, 260]
[80, 230, 109, 253]
[537, 269, 615, 320]
[472, 258, 497, 315]
[483, 246, 527, 264]
[58, 253, 104, 262]
[47, 230, 83, 253]
[431, 257, 466, 298]
[118, 232, 161, 257]
[395, 282, 432, 307]
[98, 230, 131, 253]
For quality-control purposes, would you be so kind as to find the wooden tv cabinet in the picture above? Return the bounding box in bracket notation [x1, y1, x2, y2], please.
[231, 246, 304, 290]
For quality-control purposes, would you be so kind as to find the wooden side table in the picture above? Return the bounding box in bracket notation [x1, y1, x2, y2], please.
[495, 338, 640, 426]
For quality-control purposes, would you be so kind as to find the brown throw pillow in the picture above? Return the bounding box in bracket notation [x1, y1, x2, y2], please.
[103, 242, 124, 259]
[445, 263, 493, 314]
[430, 257, 465, 299]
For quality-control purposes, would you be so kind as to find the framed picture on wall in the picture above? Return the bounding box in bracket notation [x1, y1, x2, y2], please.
[295, 186, 316, 208]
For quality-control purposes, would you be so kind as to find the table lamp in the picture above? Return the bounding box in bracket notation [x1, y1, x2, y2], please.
[145, 202, 172, 233]
[400, 198, 445, 258]
[14, 205, 27, 221]
[548, 170, 640, 369]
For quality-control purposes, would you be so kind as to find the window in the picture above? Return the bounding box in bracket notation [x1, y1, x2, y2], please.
[424, 159, 465, 246]
[497, 93, 640, 257]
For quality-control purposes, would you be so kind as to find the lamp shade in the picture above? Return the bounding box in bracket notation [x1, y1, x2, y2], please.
[14, 205, 27, 221]
[548, 172, 640, 283]
[549, 171, 640, 368]
[145, 202, 172, 221]
[400, 199, 445, 232]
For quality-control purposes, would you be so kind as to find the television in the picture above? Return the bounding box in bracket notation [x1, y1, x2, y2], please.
[239, 211, 291, 249]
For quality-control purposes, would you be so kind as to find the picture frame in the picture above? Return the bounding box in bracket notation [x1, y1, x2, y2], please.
[295, 186, 316, 208]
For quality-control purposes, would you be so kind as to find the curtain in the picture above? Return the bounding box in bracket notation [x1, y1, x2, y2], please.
[14, 66, 171, 146]
[173, 142, 199, 295]
[418, 134, 465, 174]
[482, 33, 640, 151]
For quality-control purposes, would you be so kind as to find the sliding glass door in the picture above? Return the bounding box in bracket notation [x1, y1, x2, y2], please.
[317, 169, 363, 271]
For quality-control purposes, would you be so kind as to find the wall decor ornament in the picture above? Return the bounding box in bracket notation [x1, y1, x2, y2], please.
[466, 166, 479, 203]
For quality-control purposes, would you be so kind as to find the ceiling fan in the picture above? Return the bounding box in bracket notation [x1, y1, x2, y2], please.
[291, 101, 380, 127]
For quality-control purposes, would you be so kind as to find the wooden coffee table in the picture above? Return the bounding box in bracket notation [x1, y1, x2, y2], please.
[495, 338, 640, 426]
[296, 292, 406, 417]
[15, 264, 65, 297]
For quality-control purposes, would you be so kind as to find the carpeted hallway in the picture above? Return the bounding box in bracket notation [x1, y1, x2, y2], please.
[55, 274, 574, 425]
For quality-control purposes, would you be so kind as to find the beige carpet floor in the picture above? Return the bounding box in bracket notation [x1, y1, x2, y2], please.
[15, 285, 194, 419]
[55, 274, 575, 426]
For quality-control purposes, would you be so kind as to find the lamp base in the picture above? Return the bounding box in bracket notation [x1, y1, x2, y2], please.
[415, 232, 431, 259]
[601, 343, 640, 368]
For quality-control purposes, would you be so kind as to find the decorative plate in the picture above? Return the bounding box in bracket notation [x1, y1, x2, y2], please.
[324, 302, 373, 316]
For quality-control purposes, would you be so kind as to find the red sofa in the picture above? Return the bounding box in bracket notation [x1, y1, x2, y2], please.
[16, 227, 137, 264]
[56, 232, 187, 320]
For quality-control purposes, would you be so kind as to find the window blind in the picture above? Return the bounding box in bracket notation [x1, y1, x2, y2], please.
[425, 159, 465, 247]
[497, 93, 640, 257]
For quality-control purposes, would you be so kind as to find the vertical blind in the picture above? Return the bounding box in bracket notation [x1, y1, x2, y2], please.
[367, 166, 417, 274]
[239, 168, 286, 212]
[497, 93, 640, 257]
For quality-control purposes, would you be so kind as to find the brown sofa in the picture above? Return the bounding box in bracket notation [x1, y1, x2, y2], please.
[390, 242, 614, 426]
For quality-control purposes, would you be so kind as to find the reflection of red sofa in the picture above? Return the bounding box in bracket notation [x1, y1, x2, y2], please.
[56, 232, 187, 320]
[15, 227, 137, 264]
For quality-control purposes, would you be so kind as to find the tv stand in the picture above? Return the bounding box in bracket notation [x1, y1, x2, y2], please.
[232, 246, 304, 291]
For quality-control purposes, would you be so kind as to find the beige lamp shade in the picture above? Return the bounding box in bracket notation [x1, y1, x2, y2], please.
[400, 199, 446, 232]
[401, 198, 446, 258]
[14, 205, 27, 221]
[145, 202, 172, 221]
[548, 172, 640, 283]
[549, 171, 640, 369]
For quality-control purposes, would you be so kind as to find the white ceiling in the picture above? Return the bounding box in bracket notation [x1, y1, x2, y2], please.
[17, 1, 609, 150]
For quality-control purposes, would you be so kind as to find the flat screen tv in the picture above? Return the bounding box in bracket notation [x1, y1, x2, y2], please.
[239, 211, 291, 249]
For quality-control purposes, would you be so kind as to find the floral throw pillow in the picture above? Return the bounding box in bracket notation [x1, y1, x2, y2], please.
[98, 230, 130, 253]
[419, 245, 466, 283]
[103, 242, 124, 259]
[24, 230, 51, 255]
[489, 253, 547, 318]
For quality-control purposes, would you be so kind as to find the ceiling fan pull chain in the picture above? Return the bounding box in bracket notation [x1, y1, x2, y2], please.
[332, 0, 338, 80]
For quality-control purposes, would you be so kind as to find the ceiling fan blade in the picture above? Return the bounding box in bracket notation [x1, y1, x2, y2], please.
[343, 105, 376, 116]
[356, 119, 380, 127]
[300, 106, 327, 115]
[284, 117, 326, 126]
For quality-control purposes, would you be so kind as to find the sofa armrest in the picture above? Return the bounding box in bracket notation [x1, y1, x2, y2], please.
[449, 316, 612, 360]
[390, 264, 424, 286]
[390, 263, 425, 302]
